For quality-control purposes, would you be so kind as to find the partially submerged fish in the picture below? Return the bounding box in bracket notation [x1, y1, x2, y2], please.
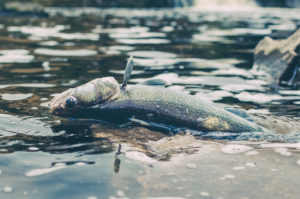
[50, 56, 264, 133]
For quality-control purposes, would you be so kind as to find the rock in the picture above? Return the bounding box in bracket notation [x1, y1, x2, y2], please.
[252, 28, 300, 88]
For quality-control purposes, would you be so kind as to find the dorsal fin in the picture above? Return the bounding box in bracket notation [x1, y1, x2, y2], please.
[121, 55, 134, 91]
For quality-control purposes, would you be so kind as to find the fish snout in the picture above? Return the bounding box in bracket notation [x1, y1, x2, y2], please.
[49, 102, 64, 115]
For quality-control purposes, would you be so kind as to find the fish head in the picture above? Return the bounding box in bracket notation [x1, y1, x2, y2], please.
[49, 77, 120, 116]
[49, 88, 79, 115]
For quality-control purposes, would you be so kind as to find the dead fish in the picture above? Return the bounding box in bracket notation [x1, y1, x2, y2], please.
[49, 56, 264, 133]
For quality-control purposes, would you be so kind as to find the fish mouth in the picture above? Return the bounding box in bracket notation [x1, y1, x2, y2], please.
[49, 102, 81, 116]
[50, 108, 71, 116]
[49, 104, 64, 115]
[49, 102, 76, 115]
[48, 97, 62, 114]
[49, 88, 74, 115]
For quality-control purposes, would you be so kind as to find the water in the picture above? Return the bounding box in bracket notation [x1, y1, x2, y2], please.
[192, 0, 259, 9]
[0, 6, 300, 199]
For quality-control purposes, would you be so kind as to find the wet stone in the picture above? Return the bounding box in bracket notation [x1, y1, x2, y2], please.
[200, 192, 210, 196]
[87, 197, 98, 199]
[219, 174, 235, 180]
[245, 151, 259, 156]
[221, 145, 252, 154]
[274, 148, 292, 156]
[28, 147, 39, 151]
[3, 186, 13, 193]
[253, 28, 300, 88]
[245, 162, 256, 168]
[186, 163, 197, 169]
[233, 166, 245, 170]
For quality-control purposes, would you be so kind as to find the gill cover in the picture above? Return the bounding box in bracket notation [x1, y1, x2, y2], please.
[72, 77, 120, 106]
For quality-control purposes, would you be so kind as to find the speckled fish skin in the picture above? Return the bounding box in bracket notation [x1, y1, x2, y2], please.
[92, 85, 264, 133]
[49, 79, 264, 132]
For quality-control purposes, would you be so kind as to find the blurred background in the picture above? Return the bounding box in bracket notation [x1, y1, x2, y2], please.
[1, 0, 300, 8]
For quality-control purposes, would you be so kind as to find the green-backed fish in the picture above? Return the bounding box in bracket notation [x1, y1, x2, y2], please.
[49, 56, 265, 133]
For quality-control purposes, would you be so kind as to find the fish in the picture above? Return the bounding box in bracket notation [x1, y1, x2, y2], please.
[49, 56, 264, 133]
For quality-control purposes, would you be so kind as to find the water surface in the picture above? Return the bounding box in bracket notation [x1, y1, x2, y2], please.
[0, 7, 300, 199]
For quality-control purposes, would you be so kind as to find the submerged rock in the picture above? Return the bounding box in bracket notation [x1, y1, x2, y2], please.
[252, 28, 300, 88]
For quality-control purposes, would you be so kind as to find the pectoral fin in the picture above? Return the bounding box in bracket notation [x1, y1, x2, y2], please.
[127, 118, 175, 135]
[198, 117, 230, 131]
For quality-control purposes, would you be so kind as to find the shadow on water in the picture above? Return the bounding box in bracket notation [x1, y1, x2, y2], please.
[0, 123, 115, 155]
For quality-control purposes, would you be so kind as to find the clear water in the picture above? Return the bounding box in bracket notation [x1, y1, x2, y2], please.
[0, 7, 300, 199]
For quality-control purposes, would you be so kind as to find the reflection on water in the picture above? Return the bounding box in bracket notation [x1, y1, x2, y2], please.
[0, 49, 34, 63]
[34, 48, 98, 56]
[0, 6, 300, 199]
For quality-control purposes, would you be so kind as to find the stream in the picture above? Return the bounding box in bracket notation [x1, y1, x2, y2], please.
[0, 7, 300, 199]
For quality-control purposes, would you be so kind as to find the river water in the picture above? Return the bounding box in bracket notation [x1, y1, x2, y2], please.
[0, 7, 300, 199]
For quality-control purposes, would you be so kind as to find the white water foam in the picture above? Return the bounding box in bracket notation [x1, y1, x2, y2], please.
[192, 0, 258, 10]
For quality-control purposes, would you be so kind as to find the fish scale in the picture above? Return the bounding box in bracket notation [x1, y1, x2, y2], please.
[96, 85, 264, 133]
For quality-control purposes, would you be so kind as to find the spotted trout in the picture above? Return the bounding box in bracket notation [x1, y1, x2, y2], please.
[49, 56, 264, 133]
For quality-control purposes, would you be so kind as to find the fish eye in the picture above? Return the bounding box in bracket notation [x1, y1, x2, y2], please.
[65, 96, 77, 108]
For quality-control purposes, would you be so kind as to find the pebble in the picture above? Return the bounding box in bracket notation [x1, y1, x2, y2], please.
[75, 162, 87, 166]
[200, 192, 209, 196]
[225, 174, 235, 179]
[245, 162, 256, 167]
[3, 186, 13, 193]
[245, 151, 259, 156]
[233, 166, 245, 170]
[221, 145, 252, 154]
[117, 190, 125, 197]
[87, 196, 97, 199]
[274, 148, 291, 156]
[54, 163, 66, 167]
[187, 163, 197, 169]
[138, 170, 144, 174]
[28, 147, 39, 151]
[125, 151, 156, 163]
[220, 174, 235, 180]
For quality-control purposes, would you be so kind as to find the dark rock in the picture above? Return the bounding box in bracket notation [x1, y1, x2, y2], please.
[253, 28, 300, 88]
